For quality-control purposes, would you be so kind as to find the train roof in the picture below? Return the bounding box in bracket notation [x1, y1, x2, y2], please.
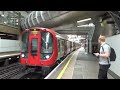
[54, 31, 69, 40]
[26, 27, 46, 30]
[25, 27, 79, 43]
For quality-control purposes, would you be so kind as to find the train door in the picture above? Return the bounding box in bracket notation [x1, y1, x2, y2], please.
[57, 39, 61, 60]
[73, 42, 75, 51]
[67, 41, 70, 54]
[70, 42, 72, 52]
[60, 39, 64, 58]
[28, 32, 40, 66]
[64, 40, 67, 56]
[61, 40, 65, 57]
[72, 42, 73, 51]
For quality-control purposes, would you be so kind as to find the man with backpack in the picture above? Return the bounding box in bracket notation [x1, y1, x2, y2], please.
[94, 35, 112, 79]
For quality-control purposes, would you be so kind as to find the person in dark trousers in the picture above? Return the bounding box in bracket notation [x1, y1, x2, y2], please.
[94, 35, 111, 79]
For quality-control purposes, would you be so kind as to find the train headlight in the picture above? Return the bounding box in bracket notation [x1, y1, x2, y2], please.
[45, 55, 50, 59]
[21, 54, 25, 58]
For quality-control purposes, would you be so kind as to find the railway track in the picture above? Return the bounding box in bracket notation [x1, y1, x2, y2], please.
[0, 52, 70, 79]
[20, 72, 42, 79]
[0, 62, 25, 79]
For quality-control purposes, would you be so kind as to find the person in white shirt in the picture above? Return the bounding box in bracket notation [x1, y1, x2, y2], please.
[94, 35, 111, 79]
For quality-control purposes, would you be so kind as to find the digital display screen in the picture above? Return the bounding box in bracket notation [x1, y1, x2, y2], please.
[30, 29, 40, 34]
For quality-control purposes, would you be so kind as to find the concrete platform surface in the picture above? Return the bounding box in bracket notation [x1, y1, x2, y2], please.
[61, 47, 114, 79]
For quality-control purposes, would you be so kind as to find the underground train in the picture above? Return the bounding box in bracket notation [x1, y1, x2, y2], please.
[20, 27, 80, 75]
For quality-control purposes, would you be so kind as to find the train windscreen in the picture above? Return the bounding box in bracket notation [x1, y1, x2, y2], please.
[21, 32, 29, 53]
[21, 31, 29, 58]
[40, 31, 53, 59]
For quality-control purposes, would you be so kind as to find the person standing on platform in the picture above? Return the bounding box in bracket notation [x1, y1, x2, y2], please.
[94, 35, 111, 79]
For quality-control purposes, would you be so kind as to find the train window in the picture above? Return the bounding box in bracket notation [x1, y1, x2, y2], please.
[40, 31, 53, 59]
[61, 40, 64, 46]
[61, 40, 64, 51]
[58, 39, 60, 52]
[21, 31, 29, 53]
[31, 38, 38, 55]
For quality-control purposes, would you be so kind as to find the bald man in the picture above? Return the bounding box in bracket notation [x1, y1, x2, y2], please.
[94, 35, 111, 79]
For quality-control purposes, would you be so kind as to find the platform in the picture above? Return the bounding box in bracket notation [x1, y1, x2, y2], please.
[0, 51, 20, 59]
[44, 47, 114, 79]
[57, 47, 114, 79]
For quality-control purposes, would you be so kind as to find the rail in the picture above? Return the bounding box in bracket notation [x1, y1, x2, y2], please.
[0, 62, 25, 79]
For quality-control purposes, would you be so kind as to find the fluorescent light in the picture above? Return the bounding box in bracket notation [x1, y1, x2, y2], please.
[77, 24, 89, 27]
[1, 14, 4, 17]
[16, 23, 18, 25]
[89, 23, 94, 26]
[4, 22, 7, 24]
[77, 18, 91, 23]
[77, 23, 94, 27]
[0, 34, 6, 35]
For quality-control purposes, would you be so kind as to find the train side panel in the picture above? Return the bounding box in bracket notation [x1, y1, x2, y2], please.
[66, 40, 71, 54]
[64, 40, 68, 56]
[70, 41, 72, 52]
[57, 39, 61, 60]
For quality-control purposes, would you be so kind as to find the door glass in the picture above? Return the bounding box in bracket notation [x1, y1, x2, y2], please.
[31, 38, 38, 55]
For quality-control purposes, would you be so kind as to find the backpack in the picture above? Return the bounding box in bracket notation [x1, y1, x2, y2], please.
[101, 43, 116, 61]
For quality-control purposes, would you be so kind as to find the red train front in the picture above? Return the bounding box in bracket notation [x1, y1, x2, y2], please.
[20, 27, 58, 75]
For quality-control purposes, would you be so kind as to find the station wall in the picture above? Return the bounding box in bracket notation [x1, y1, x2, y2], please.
[106, 34, 120, 77]
[0, 39, 21, 52]
[0, 24, 20, 35]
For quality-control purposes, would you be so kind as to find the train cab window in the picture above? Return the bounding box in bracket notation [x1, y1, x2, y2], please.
[21, 31, 29, 53]
[40, 31, 53, 59]
[31, 38, 38, 55]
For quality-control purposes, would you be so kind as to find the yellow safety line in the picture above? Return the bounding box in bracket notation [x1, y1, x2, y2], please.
[56, 51, 77, 79]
